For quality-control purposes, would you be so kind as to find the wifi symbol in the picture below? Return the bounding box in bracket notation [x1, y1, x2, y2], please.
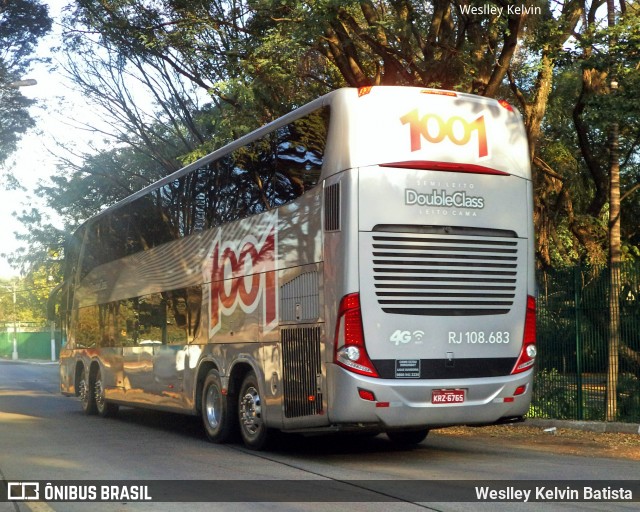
[413, 330, 425, 342]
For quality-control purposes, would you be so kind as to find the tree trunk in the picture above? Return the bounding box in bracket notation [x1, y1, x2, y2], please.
[605, 0, 620, 423]
[606, 121, 620, 422]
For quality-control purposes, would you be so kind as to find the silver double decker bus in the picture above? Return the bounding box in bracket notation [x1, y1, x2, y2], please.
[51, 86, 536, 449]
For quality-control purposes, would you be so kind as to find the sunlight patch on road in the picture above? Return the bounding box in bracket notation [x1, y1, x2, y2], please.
[0, 411, 40, 422]
[25, 502, 56, 512]
[0, 389, 57, 398]
[24, 457, 80, 470]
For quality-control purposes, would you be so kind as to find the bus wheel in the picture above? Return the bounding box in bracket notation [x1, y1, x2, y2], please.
[95, 367, 119, 418]
[78, 366, 97, 415]
[202, 369, 236, 443]
[386, 428, 429, 446]
[238, 372, 269, 450]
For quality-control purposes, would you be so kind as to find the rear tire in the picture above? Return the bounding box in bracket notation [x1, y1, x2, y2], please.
[95, 367, 119, 418]
[78, 365, 97, 415]
[201, 369, 236, 443]
[386, 428, 429, 445]
[238, 372, 269, 450]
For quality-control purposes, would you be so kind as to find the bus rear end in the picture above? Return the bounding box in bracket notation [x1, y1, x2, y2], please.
[325, 87, 536, 437]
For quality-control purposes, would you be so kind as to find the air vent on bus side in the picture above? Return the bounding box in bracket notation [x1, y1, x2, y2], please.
[371, 229, 519, 316]
[282, 327, 323, 418]
[324, 182, 340, 231]
[280, 271, 320, 323]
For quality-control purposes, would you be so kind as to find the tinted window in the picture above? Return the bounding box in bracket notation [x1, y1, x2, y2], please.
[72, 287, 202, 348]
[79, 107, 329, 278]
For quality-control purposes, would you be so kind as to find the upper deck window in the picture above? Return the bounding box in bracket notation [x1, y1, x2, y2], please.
[78, 107, 330, 280]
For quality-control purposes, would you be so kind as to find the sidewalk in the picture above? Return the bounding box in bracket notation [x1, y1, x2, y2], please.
[0, 358, 57, 365]
[525, 417, 640, 435]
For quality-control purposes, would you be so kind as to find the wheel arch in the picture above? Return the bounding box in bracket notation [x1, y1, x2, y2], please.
[73, 360, 85, 397]
[194, 359, 221, 415]
[194, 356, 264, 417]
[74, 358, 99, 396]
[228, 359, 261, 398]
[88, 359, 101, 379]
[75, 358, 101, 393]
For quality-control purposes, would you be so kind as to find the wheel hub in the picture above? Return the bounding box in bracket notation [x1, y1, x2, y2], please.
[205, 386, 221, 429]
[240, 387, 262, 435]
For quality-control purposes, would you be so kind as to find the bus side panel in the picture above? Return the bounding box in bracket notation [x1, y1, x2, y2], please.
[323, 169, 363, 425]
[269, 188, 329, 430]
[197, 186, 328, 429]
[59, 348, 76, 396]
[100, 347, 124, 399]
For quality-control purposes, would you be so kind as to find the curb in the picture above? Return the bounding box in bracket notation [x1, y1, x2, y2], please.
[524, 418, 640, 435]
[0, 358, 58, 365]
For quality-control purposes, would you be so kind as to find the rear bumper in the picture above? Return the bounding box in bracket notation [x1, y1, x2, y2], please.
[326, 364, 533, 429]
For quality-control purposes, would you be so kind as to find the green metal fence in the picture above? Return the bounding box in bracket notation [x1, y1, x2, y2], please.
[531, 263, 640, 423]
[0, 330, 61, 360]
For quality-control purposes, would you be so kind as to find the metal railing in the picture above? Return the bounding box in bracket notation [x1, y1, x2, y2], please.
[531, 263, 640, 423]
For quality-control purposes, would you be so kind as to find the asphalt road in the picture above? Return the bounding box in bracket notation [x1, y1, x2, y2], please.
[0, 360, 637, 512]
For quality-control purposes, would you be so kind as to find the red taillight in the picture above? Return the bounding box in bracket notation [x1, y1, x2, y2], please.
[379, 161, 509, 175]
[514, 385, 527, 396]
[334, 293, 379, 377]
[420, 89, 457, 97]
[498, 99, 514, 112]
[512, 295, 537, 374]
[358, 388, 376, 401]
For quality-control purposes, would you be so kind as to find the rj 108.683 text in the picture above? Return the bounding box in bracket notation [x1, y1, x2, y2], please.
[448, 331, 510, 344]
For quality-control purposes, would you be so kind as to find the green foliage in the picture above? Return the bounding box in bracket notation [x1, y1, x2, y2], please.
[0, 0, 52, 165]
[0, 0, 51, 72]
[617, 373, 640, 422]
[8, 1, 640, 289]
[0, 267, 58, 328]
[0, 85, 35, 165]
[530, 368, 640, 423]
[528, 4, 640, 266]
[530, 369, 580, 420]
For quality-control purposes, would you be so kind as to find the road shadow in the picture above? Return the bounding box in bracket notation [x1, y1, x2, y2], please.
[101, 405, 461, 457]
[109, 407, 383, 449]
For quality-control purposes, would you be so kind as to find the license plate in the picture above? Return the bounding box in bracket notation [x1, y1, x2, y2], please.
[431, 389, 465, 404]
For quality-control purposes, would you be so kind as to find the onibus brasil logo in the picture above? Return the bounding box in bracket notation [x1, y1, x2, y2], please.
[207, 213, 278, 337]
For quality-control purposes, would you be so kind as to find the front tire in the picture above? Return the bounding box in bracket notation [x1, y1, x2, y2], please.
[201, 369, 236, 443]
[238, 372, 269, 450]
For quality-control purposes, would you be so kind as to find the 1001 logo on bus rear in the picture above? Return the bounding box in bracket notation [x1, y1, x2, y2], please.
[400, 109, 489, 159]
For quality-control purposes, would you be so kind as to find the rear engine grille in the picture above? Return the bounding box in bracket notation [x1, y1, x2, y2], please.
[324, 183, 340, 231]
[282, 327, 323, 418]
[372, 233, 519, 316]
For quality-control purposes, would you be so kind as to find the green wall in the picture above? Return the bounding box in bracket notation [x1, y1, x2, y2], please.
[0, 331, 61, 360]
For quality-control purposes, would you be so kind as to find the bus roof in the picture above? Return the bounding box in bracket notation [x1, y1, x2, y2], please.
[76, 86, 530, 231]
